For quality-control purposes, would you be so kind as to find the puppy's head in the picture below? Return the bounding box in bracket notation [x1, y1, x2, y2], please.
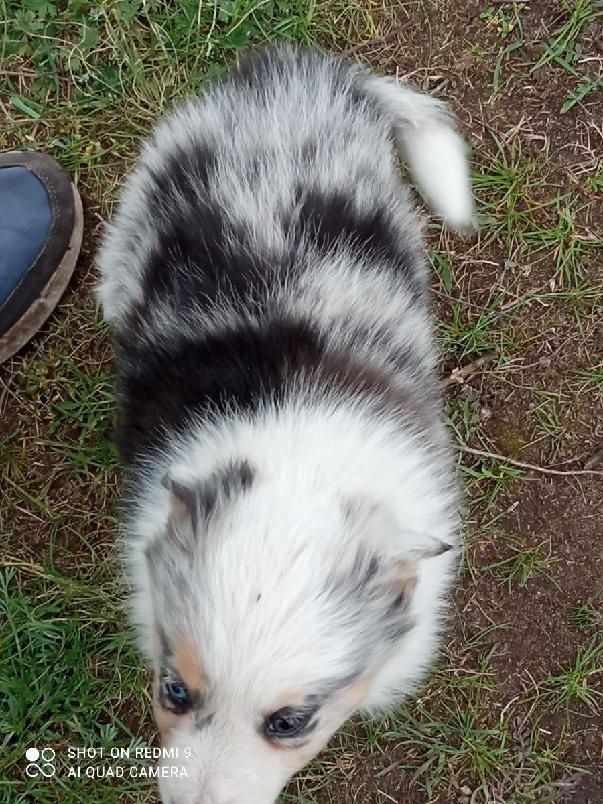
[139, 458, 448, 804]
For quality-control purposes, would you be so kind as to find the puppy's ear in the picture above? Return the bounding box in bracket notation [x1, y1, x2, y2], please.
[379, 541, 454, 602]
[161, 473, 202, 539]
[161, 459, 256, 546]
[406, 539, 454, 560]
[344, 496, 454, 605]
[381, 558, 419, 604]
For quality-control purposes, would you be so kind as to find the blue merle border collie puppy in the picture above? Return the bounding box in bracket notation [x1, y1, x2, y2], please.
[97, 44, 473, 804]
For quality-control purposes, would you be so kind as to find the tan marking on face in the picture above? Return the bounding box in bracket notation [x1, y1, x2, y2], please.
[386, 559, 418, 600]
[171, 633, 205, 690]
[152, 632, 205, 743]
[268, 690, 307, 712]
[338, 672, 375, 710]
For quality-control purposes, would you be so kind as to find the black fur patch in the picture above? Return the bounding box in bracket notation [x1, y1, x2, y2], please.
[139, 149, 283, 320]
[124, 52, 421, 330]
[115, 308, 436, 465]
[293, 188, 414, 273]
[115, 316, 325, 462]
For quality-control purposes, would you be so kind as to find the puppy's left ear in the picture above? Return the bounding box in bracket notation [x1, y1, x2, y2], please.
[344, 496, 454, 603]
[345, 497, 453, 558]
[406, 539, 454, 561]
[382, 541, 454, 601]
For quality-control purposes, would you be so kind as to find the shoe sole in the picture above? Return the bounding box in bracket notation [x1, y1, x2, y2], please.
[0, 183, 84, 364]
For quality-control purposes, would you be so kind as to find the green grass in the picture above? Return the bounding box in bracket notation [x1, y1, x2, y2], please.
[43, 361, 119, 478]
[531, 397, 565, 459]
[461, 458, 524, 512]
[0, 430, 26, 480]
[571, 590, 603, 629]
[583, 159, 603, 193]
[472, 138, 541, 242]
[1, 0, 356, 206]
[0, 564, 150, 803]
[441, 300, 512, 359]
[530, 0, 602, 76]
[570, 600, 603, 630]
[571, 364, 603, 395]
[544, 636, 603, 714]
[479, 3, 525, 93]
[362, 691, 578, 803]
[529, 0, 603, 114]
[472, 140, 601, 288]
[522, 199, 603, 289]
[487, 537, 560, 592]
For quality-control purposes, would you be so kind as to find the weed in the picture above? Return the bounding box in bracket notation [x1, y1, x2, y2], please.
[561, 76, 603, 113]
[522, 199, 602, 288]
[570, 601, 603, 630]
[0, 430, 25, 481]
[544, 636, 603, 713]
[472, 137, 545, 243]
[583, 160, 603, 194]
[532, 399, 565, 459]
[487, 538, 560, 592]
[461, 457, 524, 511]
[571, 363, 603, 398]
[530, 0, 602, 76]
[441, 300, 513, 360]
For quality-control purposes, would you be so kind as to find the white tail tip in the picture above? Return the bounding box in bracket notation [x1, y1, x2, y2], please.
[363, 75, 475, 230]
[401, 122, 475, 230]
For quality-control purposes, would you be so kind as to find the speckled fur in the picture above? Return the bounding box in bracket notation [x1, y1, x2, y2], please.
[96, 44, 473, 804]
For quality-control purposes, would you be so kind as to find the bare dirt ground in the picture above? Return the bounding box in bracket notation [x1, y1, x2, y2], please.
[311, 2, 603, 802]
[1, 1, 601, 803]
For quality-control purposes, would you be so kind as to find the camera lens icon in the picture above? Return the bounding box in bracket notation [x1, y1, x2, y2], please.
[25, 747, 56, 778]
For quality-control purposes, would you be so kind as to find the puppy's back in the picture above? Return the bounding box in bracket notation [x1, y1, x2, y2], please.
[97, 45, 473, 464]
[97, 45, 472, 332]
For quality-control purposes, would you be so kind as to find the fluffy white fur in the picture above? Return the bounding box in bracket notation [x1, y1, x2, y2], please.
[96, 44, 472, 804]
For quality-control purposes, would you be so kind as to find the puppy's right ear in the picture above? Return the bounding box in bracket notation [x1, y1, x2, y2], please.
[162, 473, 199, 528]
[160, 459, 256, 548]
[161, 473, 201, 551]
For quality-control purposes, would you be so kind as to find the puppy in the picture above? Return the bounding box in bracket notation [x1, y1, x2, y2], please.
[97, 44, 473, 804]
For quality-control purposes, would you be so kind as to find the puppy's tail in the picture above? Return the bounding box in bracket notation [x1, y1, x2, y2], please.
[362, 74, 475, 230]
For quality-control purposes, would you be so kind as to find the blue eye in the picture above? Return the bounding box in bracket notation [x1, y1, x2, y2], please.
[163, 679, 190, 710]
